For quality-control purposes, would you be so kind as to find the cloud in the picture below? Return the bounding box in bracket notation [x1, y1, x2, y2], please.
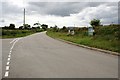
[0, 2, 118, 28]
[25, 3, 118, 27]
[0, 19, 5, 23]
[27, 2, 105, 16]
[71, 3, 118, 25]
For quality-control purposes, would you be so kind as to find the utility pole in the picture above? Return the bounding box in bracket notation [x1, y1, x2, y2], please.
[23, 8, 25, 28]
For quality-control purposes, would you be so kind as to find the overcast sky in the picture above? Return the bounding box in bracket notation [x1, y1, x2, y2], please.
[0, 0, 119, 28]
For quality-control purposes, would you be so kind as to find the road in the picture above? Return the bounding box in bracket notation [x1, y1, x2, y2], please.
[2, 32, 118, 78]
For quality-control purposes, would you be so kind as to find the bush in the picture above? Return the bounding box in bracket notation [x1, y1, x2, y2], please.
[95, 25, 120, 40]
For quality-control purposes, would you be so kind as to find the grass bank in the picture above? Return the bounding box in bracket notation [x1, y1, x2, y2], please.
[47, 31, 120, 53]
[0, 29, 44, 38]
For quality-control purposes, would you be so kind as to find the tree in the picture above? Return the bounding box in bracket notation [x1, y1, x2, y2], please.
[53, 25, 58, 32]
[19, 26, 23, 29]
[62, 26, 67, 30]
[9, 24, 15, 29]
[90, 19, 101, 27]
[24, 24, 31, 29]
[41, 24, 48, 31]
[33, 22, 41, 29]
[90, 19, 101, 36]
[61, 26, 67, 32]
[50, 26, 53, 28]
[2, 26, 9, 29]
[33, 23, 41, 26]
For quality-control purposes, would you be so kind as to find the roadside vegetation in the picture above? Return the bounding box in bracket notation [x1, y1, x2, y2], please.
[0, 23, 48, 38]
[47, 19, 120, 53]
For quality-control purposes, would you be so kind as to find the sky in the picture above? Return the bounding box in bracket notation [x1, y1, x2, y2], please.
[0, 0, 119, 28]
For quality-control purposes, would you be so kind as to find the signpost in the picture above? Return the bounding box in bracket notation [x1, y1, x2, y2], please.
[67, 27, 75, 35]
[88, 26, 94, 36]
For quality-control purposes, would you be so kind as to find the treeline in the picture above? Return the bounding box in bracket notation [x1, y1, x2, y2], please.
[1, 23, 48, 38]
[1, 23, 48, 31]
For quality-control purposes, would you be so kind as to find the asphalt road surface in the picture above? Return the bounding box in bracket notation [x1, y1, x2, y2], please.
[2, 32, 118, 78]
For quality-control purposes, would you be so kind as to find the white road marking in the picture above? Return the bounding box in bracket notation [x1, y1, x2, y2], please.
[8, 55, 11, 58]
[10, 38, 21, 50]
[7, 58, 10, 61]
[10, 47, 13, 50]
[10, 38, 17, 44]
[9, 52, 11, 55]
[6, 62, 10, 65]
[6, 66, 10, 71]
[4, 71, 9, 77]
[4, 38, 22, 77]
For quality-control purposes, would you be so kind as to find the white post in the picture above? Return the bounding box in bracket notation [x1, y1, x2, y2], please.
[68, 30, 70, 34]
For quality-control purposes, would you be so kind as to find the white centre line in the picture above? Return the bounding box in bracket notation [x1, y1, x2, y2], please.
[8, 55, 11, 58]
[6, 62, 10, 65]
[9, 52, 11, 55]
[7, 58, 10, 61]
[10, 38, 17, 44]
[4, 71, 9, 77]
[10, 48, 13, 50]
[4, 38, 22, 78]
[6, 66, 10, 71]
[10, 50, 12, 53]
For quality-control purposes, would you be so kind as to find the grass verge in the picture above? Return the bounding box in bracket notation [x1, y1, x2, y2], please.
[47, 31, 120, 53]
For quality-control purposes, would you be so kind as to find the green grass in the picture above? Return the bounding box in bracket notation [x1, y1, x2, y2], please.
[0, 29, 44, 38]
[47, 31, 120, 53]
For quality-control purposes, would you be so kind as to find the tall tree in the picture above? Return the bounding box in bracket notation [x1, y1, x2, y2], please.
[33, 22, 41, 28]
[19, 26, 23, 29]
[24, 24, 31, 29]
[90, 19, 101, 27]
[9, 24, 15, 29]
[41, 24, 48, 31]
